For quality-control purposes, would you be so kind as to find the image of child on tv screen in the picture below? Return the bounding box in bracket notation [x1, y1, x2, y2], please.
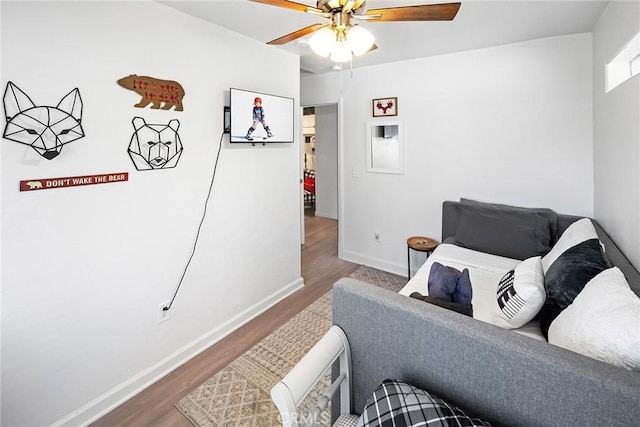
[245, 97, 273, 141]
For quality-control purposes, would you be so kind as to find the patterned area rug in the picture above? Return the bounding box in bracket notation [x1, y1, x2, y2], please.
[175, 265, 406, 427]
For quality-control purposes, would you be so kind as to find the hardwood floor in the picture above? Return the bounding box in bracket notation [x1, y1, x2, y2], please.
[92, 215, 360, 426]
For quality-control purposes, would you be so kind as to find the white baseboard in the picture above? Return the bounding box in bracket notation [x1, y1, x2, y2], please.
[54, 277, 305, 427]
[340, 250, 406, 277]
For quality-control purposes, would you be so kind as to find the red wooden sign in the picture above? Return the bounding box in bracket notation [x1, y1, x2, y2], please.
[20, 172, 129, 192]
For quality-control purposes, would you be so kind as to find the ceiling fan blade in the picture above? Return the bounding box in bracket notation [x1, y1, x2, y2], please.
[342, 0, 357, 14]
[366, 2, 461, 21]
[251, 0, 323, 14]
[267, 23, 327, 45]
[352, 0, 366, 11]
[351, 13, 383, 21]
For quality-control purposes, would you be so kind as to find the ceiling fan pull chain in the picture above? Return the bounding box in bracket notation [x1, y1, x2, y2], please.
[350, 56, 354, 80]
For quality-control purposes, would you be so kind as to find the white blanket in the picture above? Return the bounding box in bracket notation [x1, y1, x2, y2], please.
[400, 244, 545, 341]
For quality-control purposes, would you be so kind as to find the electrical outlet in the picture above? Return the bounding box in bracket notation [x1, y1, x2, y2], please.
[374, 231, 381, 242]
[158, 302, 171, 323]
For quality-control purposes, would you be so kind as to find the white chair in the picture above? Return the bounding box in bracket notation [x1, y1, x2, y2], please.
[270, 325, 359, 427]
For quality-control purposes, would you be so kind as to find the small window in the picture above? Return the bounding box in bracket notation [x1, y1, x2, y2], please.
[606, 31, 640, 92]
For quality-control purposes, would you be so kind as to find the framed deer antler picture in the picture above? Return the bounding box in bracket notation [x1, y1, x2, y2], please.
[372, 97, 398, 117]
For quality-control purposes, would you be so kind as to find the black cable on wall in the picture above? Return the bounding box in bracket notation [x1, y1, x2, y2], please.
[163, 132, 225, 311]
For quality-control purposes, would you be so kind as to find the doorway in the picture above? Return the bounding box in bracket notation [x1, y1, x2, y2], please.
[301, 103, 339, 242]
[303, 107, 317, 218]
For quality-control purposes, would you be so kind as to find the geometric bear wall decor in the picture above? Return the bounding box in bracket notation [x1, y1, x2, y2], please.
[3, 81, 85, 160]
[117, 74, 185, 111]
[127, 116, 183, 171]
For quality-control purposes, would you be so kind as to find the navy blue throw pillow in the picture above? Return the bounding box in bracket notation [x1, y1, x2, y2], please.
[539, 238, 609, 337]
[453, 268, 472, 304]
[428, 262, 473, 304]
[428, 262, 458, 302]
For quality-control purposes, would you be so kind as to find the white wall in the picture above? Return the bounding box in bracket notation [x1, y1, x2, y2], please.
[593, 1, 640, 270]
[0, 2, 301, 426]
[314, 104, 339, 219]
[301, 72, 342, 106]
[303, 34, 594, 275]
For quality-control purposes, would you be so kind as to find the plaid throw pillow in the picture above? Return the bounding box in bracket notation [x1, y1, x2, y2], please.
[356, 379, 491, 427]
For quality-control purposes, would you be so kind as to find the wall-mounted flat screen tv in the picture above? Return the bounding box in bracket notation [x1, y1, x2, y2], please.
[230, 88, 295, 143]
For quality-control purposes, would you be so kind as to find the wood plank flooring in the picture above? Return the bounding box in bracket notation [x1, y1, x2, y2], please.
[92, 215, 360, 427]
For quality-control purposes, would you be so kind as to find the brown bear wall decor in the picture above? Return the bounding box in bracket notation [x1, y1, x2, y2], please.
[117, 74, 185, 111]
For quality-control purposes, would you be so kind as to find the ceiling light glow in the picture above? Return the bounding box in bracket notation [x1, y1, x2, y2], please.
[309, 27, 337, 57]
[347, 25, 375, 56]
[310, 24, 374, 63]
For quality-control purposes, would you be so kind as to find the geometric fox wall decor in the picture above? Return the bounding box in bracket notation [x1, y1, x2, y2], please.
[127, 116, 183, 171]
[2, 82, 84, 160]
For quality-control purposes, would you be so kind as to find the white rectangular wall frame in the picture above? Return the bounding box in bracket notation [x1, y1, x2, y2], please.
[366, 120, 404, 174]
[605, 30, 640, 92]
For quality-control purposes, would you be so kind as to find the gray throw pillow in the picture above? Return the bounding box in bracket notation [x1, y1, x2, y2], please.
[454, 203, 552, 260]
[460, 198, 559, 242]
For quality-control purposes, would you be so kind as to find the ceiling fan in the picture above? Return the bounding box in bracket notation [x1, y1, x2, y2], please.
[251, 0, 461, 62]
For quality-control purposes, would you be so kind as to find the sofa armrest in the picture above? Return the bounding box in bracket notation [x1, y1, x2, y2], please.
[271, 325, 352, 427]
[333, 278, 640, 427]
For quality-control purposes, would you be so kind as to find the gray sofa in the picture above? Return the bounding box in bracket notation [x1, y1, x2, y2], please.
[332, 202, 640, 426]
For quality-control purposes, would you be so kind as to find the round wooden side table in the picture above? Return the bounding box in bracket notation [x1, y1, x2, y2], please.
[407, 236, 439, 279]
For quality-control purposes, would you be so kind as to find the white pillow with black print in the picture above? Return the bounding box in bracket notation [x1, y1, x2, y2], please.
[542, 218, 598, 273]
[493, 256, 546, 329]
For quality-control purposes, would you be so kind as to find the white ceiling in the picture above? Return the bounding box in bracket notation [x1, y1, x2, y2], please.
[159, 0, 609, 75]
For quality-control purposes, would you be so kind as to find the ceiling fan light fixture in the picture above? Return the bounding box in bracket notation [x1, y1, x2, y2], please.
[347, 25, 374, 56]
[254, 0, 462, 64]
[309, 27, 337, 57]
[330, 40, 352, 62]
